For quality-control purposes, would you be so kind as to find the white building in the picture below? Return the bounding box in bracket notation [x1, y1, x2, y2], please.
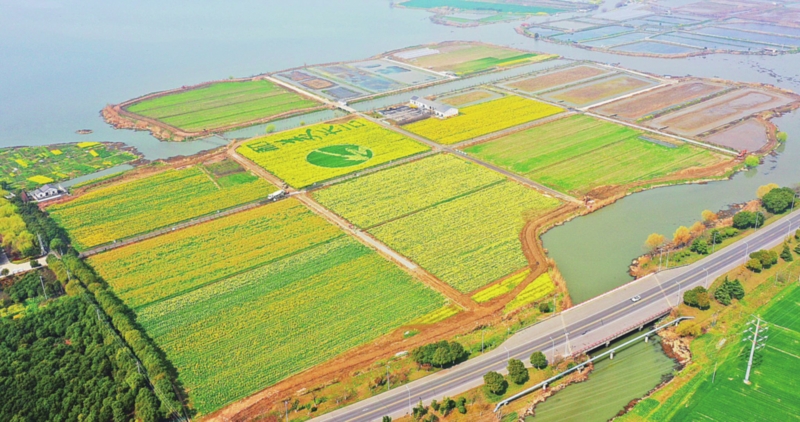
[28, 184, 64, 202]
[409, 96, 458, 119]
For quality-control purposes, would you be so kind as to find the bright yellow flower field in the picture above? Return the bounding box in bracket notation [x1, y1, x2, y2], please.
[88, 199, 343, 308]
[49, 166, 275, 250]
[403, 95, 563, 145]
[237, 118, 429, 188]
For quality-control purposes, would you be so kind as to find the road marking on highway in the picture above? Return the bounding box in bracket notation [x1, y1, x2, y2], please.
[653, 273, 674, 308]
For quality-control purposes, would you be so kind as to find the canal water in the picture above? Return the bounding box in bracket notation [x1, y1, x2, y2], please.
[527, 329, 676, 422]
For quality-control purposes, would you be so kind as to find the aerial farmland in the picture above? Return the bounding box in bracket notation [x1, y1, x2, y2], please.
[8, 30, 800, 422]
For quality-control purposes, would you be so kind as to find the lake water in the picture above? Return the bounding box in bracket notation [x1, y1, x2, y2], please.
[3, 1, 800, 299]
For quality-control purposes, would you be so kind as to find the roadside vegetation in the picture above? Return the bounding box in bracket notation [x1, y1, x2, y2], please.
[636, 184, 799, 275]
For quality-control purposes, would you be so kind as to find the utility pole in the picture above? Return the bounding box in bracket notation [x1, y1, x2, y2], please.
[550, 336, 555, 361]
[284, 399, 290, 422]
[712, 231, 717, 253]
[37, 232, 46, 256]
[704, 268, 710, 288]
[39, 274, 48, 300]
[386, 364, 391, 391]
[482, 328, 485, 354]
[743, 317, 768, 384]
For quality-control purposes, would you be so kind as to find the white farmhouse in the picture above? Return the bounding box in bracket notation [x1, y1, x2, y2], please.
[28, 184, 64, 202]
[409, 96, 458, 119]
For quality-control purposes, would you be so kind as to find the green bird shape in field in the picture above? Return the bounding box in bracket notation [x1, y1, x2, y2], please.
[317, 146, 372, 162]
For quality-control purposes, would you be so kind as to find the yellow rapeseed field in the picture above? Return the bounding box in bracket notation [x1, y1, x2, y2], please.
[370, 181, 562, 293]
[237, 118, 429, 188]
[403, 95, 563, 145]
[314, 154, 504, 228]
[88, 199, 342, 309]
[49, 166, 275, 250]
[504, 272, 555, 313]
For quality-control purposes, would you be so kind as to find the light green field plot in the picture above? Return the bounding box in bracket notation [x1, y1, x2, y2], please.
[628, 284, 800, 421]
[126, 80, 320, 132]
[49, 164, 274, 250]
[464, 115, 723, 196]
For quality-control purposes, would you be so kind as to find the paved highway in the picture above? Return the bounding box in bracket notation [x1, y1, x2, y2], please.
[314, 208, 800, 421]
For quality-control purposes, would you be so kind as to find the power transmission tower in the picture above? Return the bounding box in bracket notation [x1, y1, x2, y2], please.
[742, 317, 768, 384]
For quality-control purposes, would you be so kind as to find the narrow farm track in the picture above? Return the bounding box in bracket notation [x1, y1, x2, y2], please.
[295, 193, 473, 310]
[359, 114, 581, 204]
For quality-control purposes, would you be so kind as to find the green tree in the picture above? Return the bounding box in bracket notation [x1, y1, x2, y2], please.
[762, 187, 795, 214]
[432, 347, 449, 368]
[714, 285, 732, 305]
[777, 131, 788, 143]
[457, 397, 467, 414]
[412, 400, 428, 420]
[684, 286, 710, 309]
[49, 237, 64, 254]
[265, 124, 276, 133]
[440, 397, 456, 416]
[728, 279, 745, 300]
[732, 211, 765, 229]
[795, 243, 800, 255]
[781, 243, 794, 262]
[538, 302, 552, 313]
[530, 351, 548, 369]
[382, 416, 392, 422]
[507, 359, 529, 385]
[483, 371, 507, 395]
[795, 229, 800, 240]
[690, 238, 709, 255]
[750, 250, 778, 268]
[745, 155, 760, 167]
[746, 258, 763, 272]
[134, 388, 160, 422]
[430, 399, 439, 412]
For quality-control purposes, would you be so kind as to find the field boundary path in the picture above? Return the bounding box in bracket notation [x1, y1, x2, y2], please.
[295, 193, 473, 310]
[311, 209, 800, 422]
[492, 85, 738, 157]
[359, 114, 581, 204]
[78, 196, 293, 258]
